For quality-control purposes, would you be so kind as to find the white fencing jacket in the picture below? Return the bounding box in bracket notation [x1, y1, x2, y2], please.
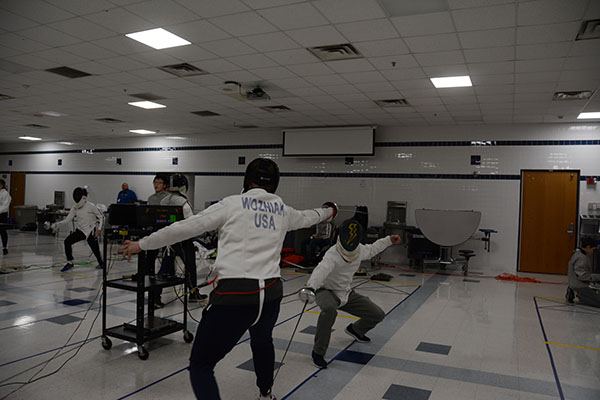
[55, 201, 104, 237]
[0, 188, 11, 214]
[160, 192, 193, 219]
[140, 188, 334, 282]
[307, 236, 393, 306]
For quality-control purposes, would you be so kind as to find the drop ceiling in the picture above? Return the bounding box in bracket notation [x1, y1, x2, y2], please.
[0, 0, 599, 145]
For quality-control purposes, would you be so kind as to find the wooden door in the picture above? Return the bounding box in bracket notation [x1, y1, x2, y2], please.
[9, 172, 25, 218]
[518, 170, 579, 274]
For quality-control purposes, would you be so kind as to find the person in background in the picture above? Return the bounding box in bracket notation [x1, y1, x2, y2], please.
[147, 174, 169, 205]
[119, 158, 337, 400]
[0, 178, 11, 255]
[567, 236, 600, 307]
[117, 182, 137, 204]
[52, 187, 104, 272]
[153, 174, 206, 308]
[299, 219, 401, 369]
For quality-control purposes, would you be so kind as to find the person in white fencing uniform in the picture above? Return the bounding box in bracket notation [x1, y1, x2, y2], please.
[119, 158, 337, 400]
[52, 187, 104, 272]
[0, 178, 11, 255]
[299, 219, 401, 369]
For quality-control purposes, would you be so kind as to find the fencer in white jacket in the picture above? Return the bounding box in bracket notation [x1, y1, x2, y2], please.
[300, 219, 401, 369]
[119, 158, 337, 400]
[53, 187, 104, 272]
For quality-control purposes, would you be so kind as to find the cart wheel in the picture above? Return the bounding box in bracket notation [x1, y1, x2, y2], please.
[101, 336, 112, 350]
[137, 346, 149, 360]
[183, 330, 194, 343]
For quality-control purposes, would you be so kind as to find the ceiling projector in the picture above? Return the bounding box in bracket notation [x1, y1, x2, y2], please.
[246, 86, 270, 100]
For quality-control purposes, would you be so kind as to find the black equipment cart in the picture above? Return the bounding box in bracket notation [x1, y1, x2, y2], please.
[101, 204, 194, 360]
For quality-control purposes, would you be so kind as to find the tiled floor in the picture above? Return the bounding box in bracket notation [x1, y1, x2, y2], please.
[1, 230, 599, 399]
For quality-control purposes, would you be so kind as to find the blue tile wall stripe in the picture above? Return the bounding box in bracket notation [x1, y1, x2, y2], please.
[2, 171, 598, 181]
[1, 139, 598, 156]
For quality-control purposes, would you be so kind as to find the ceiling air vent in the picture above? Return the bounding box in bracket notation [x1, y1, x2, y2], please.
[260, 105, 291, 113]
[130, 92, 166, 101]
[0, 94, 14, 101]
[192, 110, 220, 117]
[553, 90, 593, 100]
[24, 123, 49, 128]
[159, 63, 208, 77]
[45, 66, 92, 78]
[307, 43, 363, 61]
[576, 19, 600, 40]
[374, 99, 410, 107]
[96, 118, 124, 123]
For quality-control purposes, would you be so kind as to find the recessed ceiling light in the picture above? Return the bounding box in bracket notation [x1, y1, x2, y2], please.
[126, 28, 191, 50]
[130, 129, 156, 134]
[59, 141, 74, 145]
[39, 111, 68, 117]
[577, 112, 600, 119]
[430, 76, 472, 88]
[128, 101, 166, 109]
[19, 136, 42, 141]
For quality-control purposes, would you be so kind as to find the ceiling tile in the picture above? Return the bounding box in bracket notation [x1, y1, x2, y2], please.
[320, 84, 360, 94]
[458, 28, 515, 49]
[464, 46, 515, 63]
[4, 54, 57, 70]
[515, 42, 572, 60]
[414, 51, 465, 66]
[201, 38, 257, 57]
[381, 67, 426, 81]
[0, 32, 50, 53]
[125, 0, 198, 25]
[354, 38, 409, 57]
[44, 0, 116, 15]
[516, 22, 580, 45]
[174, 0, 250, 18]
[92, 36, 153, 56]
[251, 66, 296, 79]
[469, 61, 514, 75]
[257, 3, 329, 30]
[515, 58, 565, 73]
[391, 12, 454, 37]
[568, 40, 600, 57]
[452, 4, 516, 31]
[325, 59, 375, 73]
[287, 63, 334, 76]
[304, 74, 347, 86]
[368, 55, 418, 70]
[167, 20, 231, 43]
[286, 26, 347, 47]
[336, 19, 399, 42]
[227, 53, 279, 69]
[518, 0, 588, 26]
[1, 0, 75, 23]
[210, 11, 278, 36]
[240, 32, 300, 52]
[163, 44, 217, 62]
[241, 0, 307, 10]
[266, 48, 317, 65]
[49, 17, 116, 42]
[0, 9, 39, 31]
[470, 74, 514, 85]
[18, 25, 80, 47]
[404, 33, 460, 53]
[423, 64, 470, 77]
[515, 71, 561, 83]
[312, 0, 386, 24]
[85, 8, 153, 34]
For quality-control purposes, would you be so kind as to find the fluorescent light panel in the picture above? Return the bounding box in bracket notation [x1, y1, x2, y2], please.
[40, 111, 67, 117]
[577, 112, 600, 119]
[130, 129, 156, 135]
[19, 136, 42, 141]
[59, 141, 74, 145]
[430, 76, 472, 88]
[128, 101, 166, 109]
[126, 28, 191, 50]
[166, 136, 186, 140]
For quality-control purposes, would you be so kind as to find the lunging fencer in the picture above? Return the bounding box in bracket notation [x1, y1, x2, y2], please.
[299, 219, 401, 368]
[119, 158, 337, 400]
[52, 187, 104, 272]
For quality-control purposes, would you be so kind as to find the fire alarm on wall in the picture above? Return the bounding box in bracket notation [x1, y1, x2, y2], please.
[586, 177, 597, 185]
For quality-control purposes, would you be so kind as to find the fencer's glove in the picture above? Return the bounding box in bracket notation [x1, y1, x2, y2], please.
[299, 287, 316, 304]
[322, 201, 338, 220]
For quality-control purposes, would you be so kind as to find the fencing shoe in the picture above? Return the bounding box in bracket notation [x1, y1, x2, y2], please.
[61, 262, 74, 272]
[96, 263, 105, 270]
[2, 248, 7, 255]
[566, 287, 575, 303]
[311, 351, 327, 369]
[258, 389, 277, 399]
[345, 324, 371, 343]
[189, 290, 208, 302]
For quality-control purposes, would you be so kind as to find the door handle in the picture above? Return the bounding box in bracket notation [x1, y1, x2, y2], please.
[567, 223, 574, 237]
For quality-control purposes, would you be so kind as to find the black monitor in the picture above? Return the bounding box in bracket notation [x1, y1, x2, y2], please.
[108, 204, 183, 228]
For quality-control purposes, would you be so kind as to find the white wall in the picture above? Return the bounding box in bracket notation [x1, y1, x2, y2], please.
[2, 123, 599, 273]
